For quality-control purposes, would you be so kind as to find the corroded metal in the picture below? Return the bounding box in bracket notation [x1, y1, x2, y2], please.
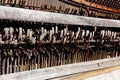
[72, 0, 120, 14]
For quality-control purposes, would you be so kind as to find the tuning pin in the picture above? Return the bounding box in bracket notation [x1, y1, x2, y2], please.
[60, 30, 64, 38]
[105, 30, 108, 36]
[100, 30, 103, 35]
[107, 30, 110, 37]
[110, 31, 112, 36]
[81, 30, 85, 39]
[111, 32, 114, 37]
[22, 28, 25, 33]
[92, 31, 95, 39]
[41, 27, 44, 33]
[55, 26, 58, 33]
[94, 26, 97, 32]
[49, 30, 53, 41]
[101, 30, 105, 39]
[0, 33, 4, 44]
[113, 32, 117, 39]
[63, 37, 67, 44]
[52, 27, 55, 34]
[27, 29, 30, 37]
[64, 27, 67, 36]
[109, 31, 112, 40]
[9, 27, 14, 44]
[40, 34, 45, 42]
[9, 27, 14, 35]
[29, 29, 33, 40]
[44, 29, 47, 35]
[89, 32, 92, 39]
[86, 30, 90, 37]
[76, 27, 80, 39]
[71, 31, 75, 38]
[19, 27, 23, 39]
[109, 30, 112, 37]
[4, 27, 9, 39]
[16, 28, 18, 32]
[36, 29, 39, 34]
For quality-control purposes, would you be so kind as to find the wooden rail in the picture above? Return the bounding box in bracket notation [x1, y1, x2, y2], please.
[54, 65, 120, 80]
[1, 57, 120, 80]
[0, 6, 120, 27]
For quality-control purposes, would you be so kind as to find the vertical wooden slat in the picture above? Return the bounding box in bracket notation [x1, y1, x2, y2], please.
[9, 59, 12, 74]
[15, 0, 19, 5]
[37, 54, 40, 69]
[17, 56, 20, 72]
[14, 59, 17, 73]
[2, 59, 6, 74]
[0, 50, 2, 75]
[24, 0, 29, 6]
[6, 57, 9, 74]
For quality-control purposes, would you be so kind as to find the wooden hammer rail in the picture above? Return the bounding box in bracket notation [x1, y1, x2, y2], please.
[0, 6, 120, 27]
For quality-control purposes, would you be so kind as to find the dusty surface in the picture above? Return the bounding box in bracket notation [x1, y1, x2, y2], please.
[1, 57, 120, 80]
[54, 65, 120, 80]
[0, 6, 120, 27]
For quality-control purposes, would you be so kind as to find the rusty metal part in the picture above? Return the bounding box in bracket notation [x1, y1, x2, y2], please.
[72, 0, 120, 14]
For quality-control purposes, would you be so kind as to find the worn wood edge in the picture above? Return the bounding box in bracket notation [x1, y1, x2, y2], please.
[60, 65, 120, 80]
[0, 6, 120, 27]
[0, 57, 120, 80]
